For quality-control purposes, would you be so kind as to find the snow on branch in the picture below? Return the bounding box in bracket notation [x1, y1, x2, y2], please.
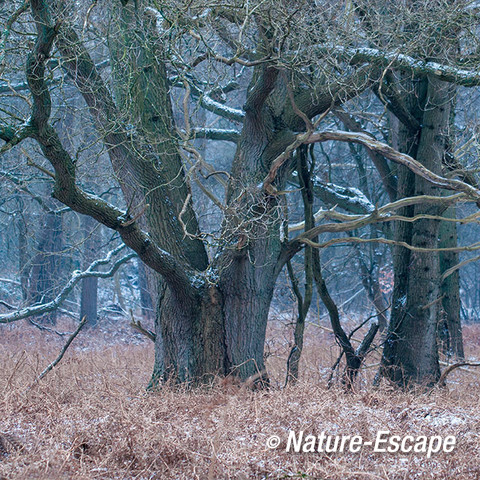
[312, 181, 375, 214]
[0, 245, 136, 324]
[170, 72, 245, 123]
[0, 125, 33, 155]
[327, 45, 480, 87]
[288, 181, 375, 233]
[198, 95, 245, 123]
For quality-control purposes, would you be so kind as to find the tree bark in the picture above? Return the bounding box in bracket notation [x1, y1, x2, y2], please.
[439, 207, 464, 359]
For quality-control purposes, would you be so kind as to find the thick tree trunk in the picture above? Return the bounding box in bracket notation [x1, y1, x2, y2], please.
[150, 284, 227, 385]
[149, 62, 285, 386]
[382, 77, 453, 387]
[149, 222, 282, 386]
[147, 256, 279, 387]
[219, 240, 281, 382]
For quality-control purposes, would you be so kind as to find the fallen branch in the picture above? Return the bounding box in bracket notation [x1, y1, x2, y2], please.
[33, 316, 87, 384]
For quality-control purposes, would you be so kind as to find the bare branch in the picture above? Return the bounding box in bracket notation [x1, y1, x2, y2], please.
[0, 245, 136, 324]
[0, 126, 33, 155]
[288, 181, 375, 233]
[244, 66, 279, 115]
[286, 192, 473, 259]
[303, 235, 480, 255]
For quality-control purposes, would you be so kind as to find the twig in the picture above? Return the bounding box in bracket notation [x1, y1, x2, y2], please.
[22, 148, 56, 179]
[0, 300, 16, 310]
[129, 310, 156, 342]
[204, 170, 231, 180]
[28, 318, 69, 336]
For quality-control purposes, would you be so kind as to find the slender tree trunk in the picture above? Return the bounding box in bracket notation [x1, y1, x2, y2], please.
[80, 215, 99, 327]
[439, 207, 464, 359]
[138, 260, 153, 320]
[29, 210, 63, 324]
[286, 147, 314, 385]
[16, 198, 29, 301]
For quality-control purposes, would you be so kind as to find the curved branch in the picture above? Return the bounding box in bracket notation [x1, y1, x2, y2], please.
[0, 125, 33, 154]
[439, 362, 480, 386]
[303, 235, 480, 255]
[196, 94, 245, 123]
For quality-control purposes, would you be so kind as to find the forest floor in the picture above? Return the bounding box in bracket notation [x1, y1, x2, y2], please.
[0, 314, 479, 480]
